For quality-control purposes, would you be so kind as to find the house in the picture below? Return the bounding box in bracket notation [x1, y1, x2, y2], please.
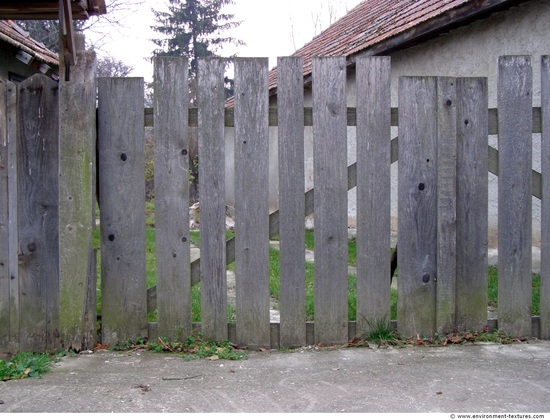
[0, 20, 59, 82]
[225, 0, 549, 249]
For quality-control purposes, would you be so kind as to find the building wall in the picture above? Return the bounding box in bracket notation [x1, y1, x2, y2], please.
[0, 48, 39, 81]
[225, 0, 549, 247]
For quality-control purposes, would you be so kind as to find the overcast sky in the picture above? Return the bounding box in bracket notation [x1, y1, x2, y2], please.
[85, 0, 363, 81]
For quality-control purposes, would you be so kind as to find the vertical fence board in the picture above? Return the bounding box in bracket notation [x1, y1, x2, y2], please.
[98, 78, 147, 344]
[154, 57, 191, 340]
[541, 56, 550, 339]
[17, 75, 60, 352]
[234, 58, 270, 349]
[278, 57, 306, 347]
[356, 56, 391, 334]
[198, 58, 227, 342]
[455, 78, 488, 332]
[497, 56, 532, 337]
[0, 78, 16, 351]
[59, 48, 97, 350]
[436, 77, 457, 334]
[6, 80, 18, 351]
[313, 57, 348, 345]
[398, 77, 438, 338]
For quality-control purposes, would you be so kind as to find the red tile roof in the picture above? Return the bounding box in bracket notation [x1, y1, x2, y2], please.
[279, 0, 466, 81]
[225, 0, 519, 106]
[0, 20, 59, 66]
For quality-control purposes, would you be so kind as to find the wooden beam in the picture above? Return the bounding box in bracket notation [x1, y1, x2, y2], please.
[59, 0, 76, 69]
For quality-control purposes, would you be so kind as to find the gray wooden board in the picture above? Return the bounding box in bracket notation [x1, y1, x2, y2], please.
[6, 79, 17, 351]
[355, 56, 391, 333]
[436, 77, 458, 334]
[0, 78, 14, 350]
[154, 57, 191, 340]
[98, 77, 147, 344]
[541, 56, 550, 339]
[198, 58, 227, 342]
[397, 76, 438, 338]
[278, 57, 306, 347]
[59, 49, 97, 350]
[17, 75, 60, 352]
[313, 57, 348, 345]
[234, 58, 270, 349]
[455, 78, 488, 332]
[497, 56, 533, 337]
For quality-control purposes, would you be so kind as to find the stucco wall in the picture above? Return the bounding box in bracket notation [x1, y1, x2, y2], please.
[224, 0, 549, 247]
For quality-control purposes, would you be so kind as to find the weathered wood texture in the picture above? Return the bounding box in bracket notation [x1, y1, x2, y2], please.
[0, 78, 18, 352]
[313, 57, 348, 345]
[17, 75, 60, 352]
[59, 48, 97, 350]
[455, 78, 488, 332]
[436, 77, 458, 334]
[154, 57, 191, 340]
[355, 56, 391, 334]
[198, 58, 227, 342]
[234, 58, 271, 349]
[497, 56, 533, 337]
[398, 76, 438, 338]
[98, 77, 147, 344]
[278, 57, 306, 347]
[541, 55, 550, 340]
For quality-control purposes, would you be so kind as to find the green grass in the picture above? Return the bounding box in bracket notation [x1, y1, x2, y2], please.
[0, 352, 56, 380]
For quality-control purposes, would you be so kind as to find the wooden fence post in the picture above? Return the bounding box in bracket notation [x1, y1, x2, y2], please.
[355, 56, 391, 334]
[313, 57, 348, 345]
[154, 57, 191, 341]
[455, 78, 488, 332]
[398, 76, 438, 338]
[234, 58, 270, 349]
[0, 78, 18, 352]
[278, 57, 306, 347]
[59, 41, 97, 350]
[497, 56, 532, 337]
[198, 58, 228, 342]
[17, 75, 60, 352]
[541, 55, 550, 339]
[98, 77, 147, 344]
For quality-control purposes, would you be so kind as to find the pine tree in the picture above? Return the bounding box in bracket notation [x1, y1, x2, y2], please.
[151, 0, 242, 84]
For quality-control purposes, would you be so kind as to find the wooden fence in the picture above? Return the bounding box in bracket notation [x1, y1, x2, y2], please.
[0, 54, 549, 352]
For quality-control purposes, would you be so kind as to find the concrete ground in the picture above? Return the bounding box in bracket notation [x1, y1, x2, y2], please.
[1, 341, 550, 413]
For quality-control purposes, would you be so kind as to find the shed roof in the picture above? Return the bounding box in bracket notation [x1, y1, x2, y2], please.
[0, 19, 59, 67]
[0, 0, 106, 20]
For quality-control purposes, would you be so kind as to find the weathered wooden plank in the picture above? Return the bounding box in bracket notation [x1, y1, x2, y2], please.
[541, 55, 550, 340]
[98, 77, 147, 344]
[154, 57, 191, 341]
[0, 77, 17, 352]
[313, 57, 348, 345]
[17, 75, 60, 352]
[6, 80, 18, 352]
[455, 78, 488, 332]
[436, 77, 457, 334]
[355, 56, 391, 334]
[197, 57, 227, 342]
[497, 56, 533, 337]
[234, 58, 270, 349]
[278, 57, 306, 347]
[397, 76, 438, 338]
[59, 48, 97, 350]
